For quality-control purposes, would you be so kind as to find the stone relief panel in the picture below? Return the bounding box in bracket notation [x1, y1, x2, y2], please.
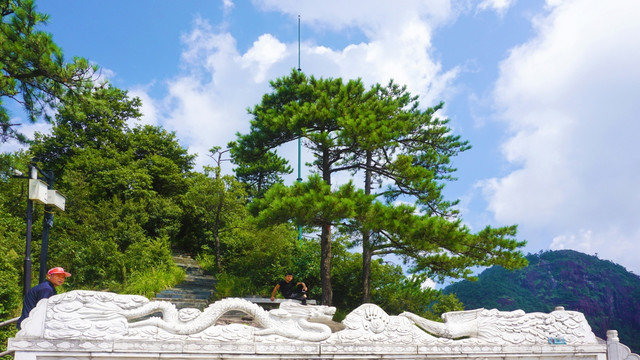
[15, 290, 601, 346]
[400, 307, 598, 345]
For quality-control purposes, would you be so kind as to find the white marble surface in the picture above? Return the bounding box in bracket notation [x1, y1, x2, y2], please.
[8, 290, 637, 360]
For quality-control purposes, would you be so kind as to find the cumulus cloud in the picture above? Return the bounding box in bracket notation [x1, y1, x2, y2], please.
[129, 86, 159, 127]
[1, 121, 52, 154]
[240, 34, 288, 83]
[481, 0, 640, 272]
[256, 0, 454, 36]
[140, 1, 461, 172]
[477, 0, 515, 15]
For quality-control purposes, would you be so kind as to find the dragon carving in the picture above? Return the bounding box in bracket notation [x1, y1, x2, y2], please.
[18, 290, 599, 346]
[23, 290, 334, 342]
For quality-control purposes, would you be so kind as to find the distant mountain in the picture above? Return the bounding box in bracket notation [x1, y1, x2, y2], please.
[444, 250, 640, 352]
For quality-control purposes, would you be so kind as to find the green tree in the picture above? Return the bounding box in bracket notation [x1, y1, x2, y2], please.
[229, 141, 292, 199]
[180, 150, 247, 270]
[1, 0, 97, 142]
[235, 70, 527, 305]
[0, 154, 23, 319]
[349, 201, 526, 287]
[235, 71, 377, 305]
[250, 174, 373, 305]
[212, 219, 313, 298]
[330, 238, 463, 319]
[24, 86, 192, 291]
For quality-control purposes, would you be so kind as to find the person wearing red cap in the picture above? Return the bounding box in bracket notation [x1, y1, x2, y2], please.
[16, 267, 71, 330]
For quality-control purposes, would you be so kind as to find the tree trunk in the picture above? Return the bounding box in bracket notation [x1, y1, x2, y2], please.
[321, 223, 332, 306]
[362, 150, 372, 303]
[214, 161, 223, 273]
[214, 205, 222, 272]
[320, 147, 333, 306]
[362, 233, 372, 303]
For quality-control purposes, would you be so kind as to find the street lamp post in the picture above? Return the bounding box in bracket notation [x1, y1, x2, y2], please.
[39, 170, 55, 283]
[23, 166, 36, 297]
[13, 163, 65, 297]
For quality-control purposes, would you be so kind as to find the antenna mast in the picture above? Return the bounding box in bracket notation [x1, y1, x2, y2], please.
[297, 15, 301, 71]
[297, 15, 302, 240]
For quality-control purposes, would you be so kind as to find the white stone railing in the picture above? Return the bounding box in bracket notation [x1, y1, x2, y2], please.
[7, 290, 638, 360]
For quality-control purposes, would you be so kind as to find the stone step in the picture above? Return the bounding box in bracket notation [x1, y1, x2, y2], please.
[173, 283, 216, 290]
[151, 252, 217, 311]
[175, 280, 216, 287]
[179, 275, 217, 282]
[156, 291, 211, 300]
[154, 292, 209, 298]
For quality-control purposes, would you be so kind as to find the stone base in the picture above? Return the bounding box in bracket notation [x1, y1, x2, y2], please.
[9, 338, 608, 360]
[9, 291, 639, 360]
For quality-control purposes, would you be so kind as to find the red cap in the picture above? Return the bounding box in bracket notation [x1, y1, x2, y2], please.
[47, 267, 71, 277]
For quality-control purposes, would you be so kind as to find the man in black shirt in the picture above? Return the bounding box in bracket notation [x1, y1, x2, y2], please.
[270, 272, 307, 305]
[17, 267, 71, 330]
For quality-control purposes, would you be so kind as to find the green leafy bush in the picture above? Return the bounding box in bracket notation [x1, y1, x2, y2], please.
[213, 273, 258, 299]
[119, 265, 185, 298]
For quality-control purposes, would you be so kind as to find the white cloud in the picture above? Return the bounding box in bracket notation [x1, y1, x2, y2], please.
[481, 0, 640, 272]
[139, 2, 461, 172]
[222, 0, 234, 13]
[550, 227, 640, 273]
[129, 86, 158, 127]
[241, 34, 288, 83]
[1, 121, 52, 154]
[256, 0, 454, 36]
[477, 0, 515, 15]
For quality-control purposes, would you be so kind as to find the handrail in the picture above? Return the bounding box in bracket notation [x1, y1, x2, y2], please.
[0, 317, 18, 328]
[0, 349, 14, 357]
[1, 317, 18, 357]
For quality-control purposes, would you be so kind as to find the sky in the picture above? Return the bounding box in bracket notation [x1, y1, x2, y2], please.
[3, 0, 640, 276]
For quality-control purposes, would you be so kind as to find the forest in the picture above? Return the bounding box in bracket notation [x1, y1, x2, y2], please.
[0, 0, 529, 354]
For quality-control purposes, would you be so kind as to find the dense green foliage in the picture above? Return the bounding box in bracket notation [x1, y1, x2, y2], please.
[233, 70, 527, 305]
[205, 230, 462, 321]
[444, 250, 640, 352]
[24, 87, 188, 291]
[1, 0, 98, 142]
[330, 239, 464, 319]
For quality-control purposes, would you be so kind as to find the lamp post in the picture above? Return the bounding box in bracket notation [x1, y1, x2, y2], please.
[12, 163, 65, 297]
[39, 170, 55, 283]
[297, 14, 303, 241]
[24, 166, 36, 297]
[13, 165, 37, 297]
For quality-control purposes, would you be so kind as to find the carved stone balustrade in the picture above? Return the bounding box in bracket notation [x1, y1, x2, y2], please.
[8, 290, 638, 360]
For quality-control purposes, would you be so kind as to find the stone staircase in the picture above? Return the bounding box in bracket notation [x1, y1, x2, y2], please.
[152, 253, 217, 310]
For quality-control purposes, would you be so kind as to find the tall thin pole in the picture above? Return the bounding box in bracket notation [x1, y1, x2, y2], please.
[297, 15, 301, 72]
[39, 171, 54, 283]
[297, 15, 302, 240]
[24, 198, 32, 297]
[23, 165, 36, 297]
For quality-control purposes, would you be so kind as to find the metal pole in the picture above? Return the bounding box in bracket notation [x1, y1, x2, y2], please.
[39, 171, 54, 283]
[297, 137, 302, 240]
[297, 15, 303, 240]
[24, 198, 33, 297]
[23, 165, 36, 297]
[297, 15, 301, 72]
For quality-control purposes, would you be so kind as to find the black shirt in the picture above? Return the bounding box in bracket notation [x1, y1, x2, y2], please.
[278, 279, 299, 298]
[17, 280, 57, 329]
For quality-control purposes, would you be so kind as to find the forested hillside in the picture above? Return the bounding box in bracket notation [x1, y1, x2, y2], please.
[444, 250, 640, 352]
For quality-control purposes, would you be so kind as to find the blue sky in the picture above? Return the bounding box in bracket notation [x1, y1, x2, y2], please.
[4, 0, 640, 276]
